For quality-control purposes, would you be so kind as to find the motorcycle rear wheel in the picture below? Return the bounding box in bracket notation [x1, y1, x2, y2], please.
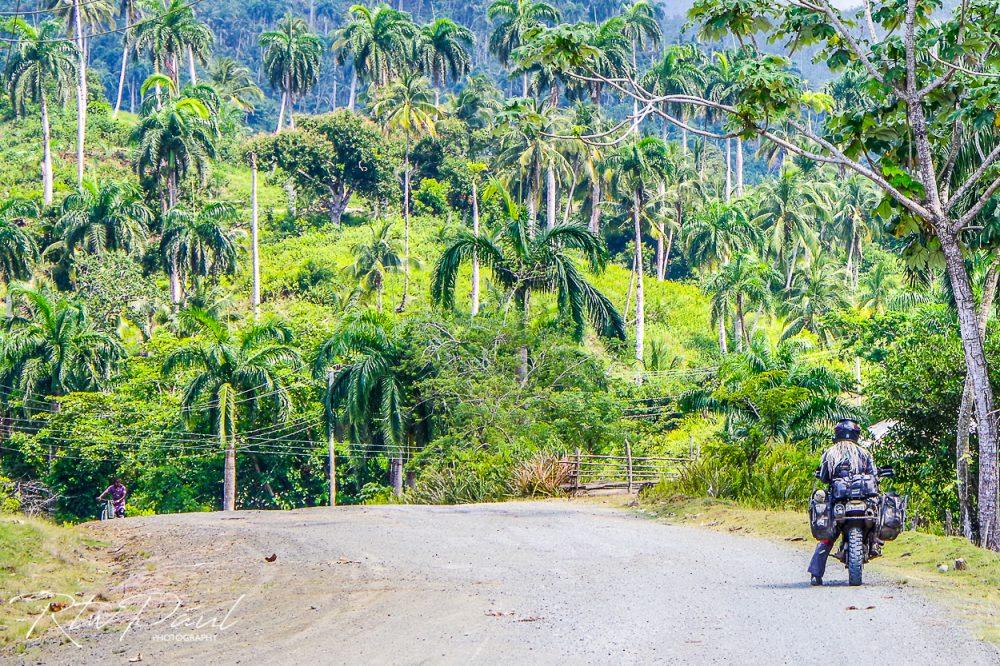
[847, 525, 864, 586]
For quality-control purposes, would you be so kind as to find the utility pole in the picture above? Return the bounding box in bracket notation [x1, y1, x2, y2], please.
[327, 370, 336, 506]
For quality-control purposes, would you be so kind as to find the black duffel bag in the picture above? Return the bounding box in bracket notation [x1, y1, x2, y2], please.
[878, 493, 906, 541]
[809, 488, 837, 540]
[848, 473, 879, 499]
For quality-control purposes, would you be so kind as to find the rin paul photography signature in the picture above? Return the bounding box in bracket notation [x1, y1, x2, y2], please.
[9, 590, 245, 648]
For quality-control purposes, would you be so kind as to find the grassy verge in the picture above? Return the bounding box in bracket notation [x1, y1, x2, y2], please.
[640, 495, 1000, 645]
[0, 515, 106, 648]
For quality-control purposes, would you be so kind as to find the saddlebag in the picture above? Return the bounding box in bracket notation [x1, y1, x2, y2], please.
[878, 493, 906, 541]
[830, 478, 850, 501]
[809, 489, 837, 541]
[848, 474, 879, 499]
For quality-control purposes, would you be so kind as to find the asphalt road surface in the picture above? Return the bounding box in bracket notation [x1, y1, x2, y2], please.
[15, 501, 999, 665]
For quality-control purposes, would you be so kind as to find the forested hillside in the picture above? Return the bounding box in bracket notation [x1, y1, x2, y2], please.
[0, 0, 998, 554]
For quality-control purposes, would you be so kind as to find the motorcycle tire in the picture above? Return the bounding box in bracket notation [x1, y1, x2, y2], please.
[847, 525, 864, 586]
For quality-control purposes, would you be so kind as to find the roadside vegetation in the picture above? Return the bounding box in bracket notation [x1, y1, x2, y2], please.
[0, 0, 998, 562]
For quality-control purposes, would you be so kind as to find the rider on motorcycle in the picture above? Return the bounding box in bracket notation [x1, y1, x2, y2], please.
[808, 419, 876, 586]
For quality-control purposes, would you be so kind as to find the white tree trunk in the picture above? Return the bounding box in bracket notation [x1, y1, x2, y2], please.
[471, 177, 480, 316]
[40, 95, 53, 206]
[398, 138, 411, 311]
[736, 138, 744, 196]
[250, 155, 261, 320]
[74, 0, 86, 191]
[348, 70, 357, 111]
[546, 164, 557, 229]
[113, 31, 130, 118]
[589, 173, 601, 234]
[188, 45, 198, 85]
[633, 190, 644, 367]
[275, 92, 286, 134]
[725, 138, 732, 203]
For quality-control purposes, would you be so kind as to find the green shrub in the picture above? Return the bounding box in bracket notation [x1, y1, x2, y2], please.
[0, 476, 19, 514]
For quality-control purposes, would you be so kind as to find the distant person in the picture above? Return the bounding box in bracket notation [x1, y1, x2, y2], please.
[808, 419, 877, 586]
[98, 478, 128, 518]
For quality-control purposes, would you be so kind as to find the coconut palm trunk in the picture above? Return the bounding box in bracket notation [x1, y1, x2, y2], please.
[589, 173, 601, 234]
[251, 153, 261, 320]
[725, 138, 732, 203]
[471, 176, 480, 316]
[187, 46, 198, 84]
[113, 23, 131, 118]
[348, 70, 357, 110]
[40, 95, 54, 205]
[74, 0, 86, 190]
[632, 189, 644, 367]
[276, 92, 287, 133]
[546, 164, 557, 229]
[656, 180, 666, 280]
[735, 138, 744, 196]
[398, 134, 412, 312]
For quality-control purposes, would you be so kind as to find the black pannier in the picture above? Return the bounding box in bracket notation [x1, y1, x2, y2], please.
[809, 489, 837, 540]
[878, 493, 906, 541]
[830, 477, 850, 501]
[848, 474, 879, 499]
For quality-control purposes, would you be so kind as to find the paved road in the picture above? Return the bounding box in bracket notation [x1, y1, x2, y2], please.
[16, 502, 998, 665]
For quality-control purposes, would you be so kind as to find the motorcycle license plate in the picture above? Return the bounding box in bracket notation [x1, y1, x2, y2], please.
[847, 501, 867, 513]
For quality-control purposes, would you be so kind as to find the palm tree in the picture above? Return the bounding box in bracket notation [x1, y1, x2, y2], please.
[348, 221, 404, 312]
[603, 137, 668, 365]
[780, 256, 850, 346]
[132, 0, 213, 88]
[370, 73, 438, 312]
[0, 199, 39, 316]
[433, 218, 625, 383]
[487, 0, 560, 96]
[335, 4, 417, 99]
[1, 286, 125, 409]
[48, 0, 113, 191]
[3, 19, 78, 205]
[642, 43, 706, 151]
[164, 310, 299, 511]
[133, 76, 218, 209]
[315, 309, 422, 496]
[681, 337, 856, 463]
[705, 51, 743, 199]
[495, 98, 568, 232]
[260, 15, 322, 133]
[113, 0, 143, 118]
[209, 57, 264, 113]
[705, 252, 776, 353]
[418, 18, 474, 106]
[56, 180, 152, 257]
[619, 1, 662, 132]
[832, 176, 878, 288]
[753, 167, 826, 288]
[683, 200, 758, 273]
[452, 74, 502, 129]
[160, 203, 239, 306]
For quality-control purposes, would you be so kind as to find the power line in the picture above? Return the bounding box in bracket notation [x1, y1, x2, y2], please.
[0, 0, 114, 17]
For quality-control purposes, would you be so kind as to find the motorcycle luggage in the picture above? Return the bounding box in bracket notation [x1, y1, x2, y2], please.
[878, 493, 906, 541]
[830, 478, 850, 501]
[849, 474, 879, 499]
[809, 489, 837, 540]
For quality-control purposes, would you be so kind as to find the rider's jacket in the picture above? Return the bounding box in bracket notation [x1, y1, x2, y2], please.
[818, 441, 876, 485]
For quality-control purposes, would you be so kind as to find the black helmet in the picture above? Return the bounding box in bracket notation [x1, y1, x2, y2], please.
[834, 419, 861, 442]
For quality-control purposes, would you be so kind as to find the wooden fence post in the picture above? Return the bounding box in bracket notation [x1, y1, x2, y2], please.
[574, 448, 581, 496]
[625, 438, 633, 494]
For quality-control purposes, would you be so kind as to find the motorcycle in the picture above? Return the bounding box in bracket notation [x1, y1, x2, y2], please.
[810, 466, 903, 586]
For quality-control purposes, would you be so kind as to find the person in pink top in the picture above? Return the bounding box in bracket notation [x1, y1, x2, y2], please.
[98, 478, 127, 518]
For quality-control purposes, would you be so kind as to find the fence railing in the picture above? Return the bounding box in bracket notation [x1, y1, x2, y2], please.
[558, 446, 693, 494]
